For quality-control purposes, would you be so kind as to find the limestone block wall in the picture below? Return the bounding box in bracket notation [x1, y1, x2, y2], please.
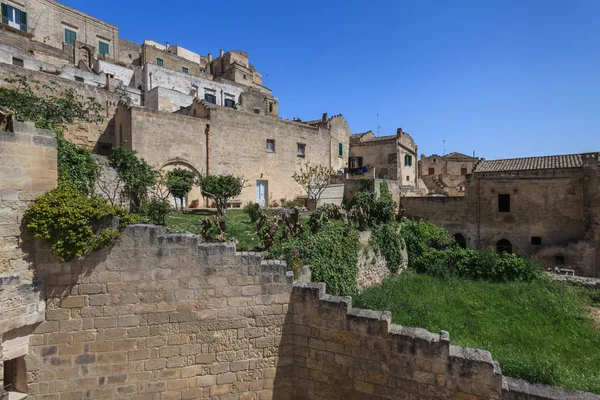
[0, 121, 55, 397]
[26, 225, 294, 399]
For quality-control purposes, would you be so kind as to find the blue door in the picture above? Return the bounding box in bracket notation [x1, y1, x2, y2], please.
[256, 180, 268, 207]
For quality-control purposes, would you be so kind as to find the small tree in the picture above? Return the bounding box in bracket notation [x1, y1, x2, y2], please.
[196, 174, 247, 216]
[165, 168, 196, 211]
[108, 146, 157, 213]
[292, 164, 334, 210]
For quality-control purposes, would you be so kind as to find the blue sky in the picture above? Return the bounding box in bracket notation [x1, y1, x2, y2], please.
[62, 0, 599, 159]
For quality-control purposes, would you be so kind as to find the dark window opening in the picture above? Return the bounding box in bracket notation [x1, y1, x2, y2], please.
[406, 175, 410, 181]
[269, 102, 273, 113]
[253, 108, 260, 114]
[498, 194, 510, 213]
[74, 76, 84, 82]
[156, 58, 163, 67]
[266, 139, 275, 153]
[555, 255, 565, 265]
[338, 143, 343, 157]
[97, 142, 112, 156]
[182, 67, 188, 74]
[3, 356, 27, 393]
[128, 53, 132, 59]
[297, 143, 306, 157]
[204, 93, 216, 104]
[428, 167, 435, 175]
[531, 236, 542, 245]
[496, 239, 512, 254]
[11, 57, 23, 67]
[454, 233, 467, 249]
[224, 98, 235, 108]
[461, 167, 468, 175]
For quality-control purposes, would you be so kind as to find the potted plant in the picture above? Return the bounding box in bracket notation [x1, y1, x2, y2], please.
[189, 199, 200, 209]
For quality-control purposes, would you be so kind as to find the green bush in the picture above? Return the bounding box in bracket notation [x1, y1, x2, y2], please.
[350, 180, 396, 229]
[139, 198, 171, 225]
[108, 146, 157, 213]
[370, 222, 404, 273]
[403, 219, 543, 282]
[24, 184, 138, 262]
[243, 202, 261, 223]
[269, 220, 360, 296]
[57, 135, 100, 195]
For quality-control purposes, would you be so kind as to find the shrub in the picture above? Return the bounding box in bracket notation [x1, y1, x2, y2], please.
[349, 180, 396, 229]
[402, 219, 455, 266]
[108, 146, 157, 213]
[57, 135, 99, 195]
[24, 184, 138, 262]
[371, 222, 405, 273]
[244, 202, 261, 223]
[269, 220, 359, 296]
[165, 168, 196, 211]
[197, 174, 247, 216]
[139, 198, 171, 225]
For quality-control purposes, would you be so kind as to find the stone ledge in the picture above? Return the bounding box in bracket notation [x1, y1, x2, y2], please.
[504, 377, 600, 400]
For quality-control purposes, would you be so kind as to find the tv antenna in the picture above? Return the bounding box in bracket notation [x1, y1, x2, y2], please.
[377, 113, 381, 135]
[443, 140, 446, 155]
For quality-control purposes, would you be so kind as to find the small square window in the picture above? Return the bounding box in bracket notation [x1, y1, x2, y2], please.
[428, 167, 435, 175]
[128, 53, 132, 59]
[182, 67, 189, 74]
[253, 108, 260, 115]
[224, 98, 235, 108]
[404, 154, 413, 166]
[98, 41, 109, 56]
[156, 58, 164, 67]
[266, 139, 275, 153]
[64, 28, 77, 45]
[297, 143, 306, 157]
[406, 175, 410, 181]
[555, 255, 565, 265]
[74, 76, 84, 82]
[12, 57, 23, 67]
[204, 93, 216, 104]
[498, 194, 510, 213]
[531, 236, 542, 245]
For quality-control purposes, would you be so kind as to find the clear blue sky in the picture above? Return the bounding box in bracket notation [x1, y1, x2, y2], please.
[62, 0, 599, 159]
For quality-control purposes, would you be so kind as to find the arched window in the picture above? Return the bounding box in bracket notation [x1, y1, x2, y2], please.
[496, 239, 512, 254]
[454, 234, 467, 249]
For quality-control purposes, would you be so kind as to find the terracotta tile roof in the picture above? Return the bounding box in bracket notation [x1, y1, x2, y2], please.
[475, 154, 584, 173]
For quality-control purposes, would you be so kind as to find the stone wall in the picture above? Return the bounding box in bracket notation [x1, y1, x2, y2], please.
[0, 62, 121, 149]
[142, 44, 209, 78]
[26, 225, 294, 399]
[0, 121, 55, 397]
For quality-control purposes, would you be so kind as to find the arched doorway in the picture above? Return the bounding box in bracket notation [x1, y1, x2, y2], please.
[453, 233, 467, 249]
[160, 161, 202, 210]
[496, 239, 512, 254]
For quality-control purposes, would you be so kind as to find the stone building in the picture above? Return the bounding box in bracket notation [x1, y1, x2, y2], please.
[348, 129, 426, 197]
[419, 152, 478, 196]
[402, 153, 600, 277]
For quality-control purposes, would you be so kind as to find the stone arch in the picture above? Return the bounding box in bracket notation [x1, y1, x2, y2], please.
[496, 239, 512, 255]
[160, 160, 203, 209]
[453, 233, 467, 249]
[79, 45, 94, 68]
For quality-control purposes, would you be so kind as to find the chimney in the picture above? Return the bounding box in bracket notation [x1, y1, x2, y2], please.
[220, 49, 224, 57]
[397, 128, 403, 136]
[208, 53, 212, 63]
[322, 113, 328, 122]
[106, 73, 115, 92]
[166, 42, 170, 51]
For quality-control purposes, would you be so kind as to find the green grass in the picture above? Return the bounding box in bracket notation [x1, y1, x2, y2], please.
[354, 272, 600, 394]
[165, 210, 260, 251]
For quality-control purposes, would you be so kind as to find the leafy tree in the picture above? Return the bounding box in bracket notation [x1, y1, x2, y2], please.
[57, 135, 100, 195]
[0, 75, 103, 134]
[292, 163, 334, 210]
[196, 174, 247, 216]
[165, 168, 196, 211]
[108, 146, 157, 213]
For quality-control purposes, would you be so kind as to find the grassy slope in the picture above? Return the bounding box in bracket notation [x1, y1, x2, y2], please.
[354, 272, 600, 394]
[165, 210, 260, 251]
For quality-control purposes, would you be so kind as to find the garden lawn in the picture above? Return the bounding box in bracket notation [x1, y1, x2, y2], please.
[165, 210, 260, 251]
[354, 272, 600, 394]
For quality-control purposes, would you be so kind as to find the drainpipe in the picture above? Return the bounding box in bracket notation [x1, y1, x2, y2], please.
[149, 72, 153, 90]
[205, 123, 211, 207]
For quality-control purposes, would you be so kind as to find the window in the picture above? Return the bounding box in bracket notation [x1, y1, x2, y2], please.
[98, 41, 109, 56]
[498, 194, 510, 213]
[555, 255, 565, 265]
[428, 167, 435, 175]
[454, 233, 467, 249]
[297, 143, 306, 157]
[406, 176, 410, 181]
[404, 154, 413, 166]
[496, 239, 512, 254]
[266, 139, 275, 153]
[349, 157, 362, 169]
[1, 3, 27, 32]
[74, 76, 84, 83]
[64, 28, 77, 45]
[224, 98, 235, 108]
[128, 53, 132, 59]
[269, 102, 274, 113]
[338, 143, 343, 157]
[461, 167, 468, 175]
[3, 356, 27, 393]
[11, 57, 23, 67]
[156, 58, 164, 67]
[182, 67, 189, 74]
[531, 236, 542, 245]
[253, 108, 260, 114]
[204, 93, 216, 104]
